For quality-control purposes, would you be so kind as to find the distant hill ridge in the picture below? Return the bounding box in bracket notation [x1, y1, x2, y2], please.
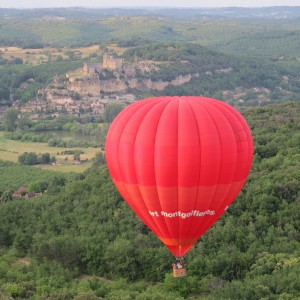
[1, 7, 300, 19]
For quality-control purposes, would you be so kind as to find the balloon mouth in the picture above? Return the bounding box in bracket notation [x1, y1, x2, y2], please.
[159, 237, 197, 246]
[158, 237, 197, 257]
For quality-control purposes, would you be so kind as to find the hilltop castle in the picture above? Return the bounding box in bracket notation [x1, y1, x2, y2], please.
[82, 53, 123, 76]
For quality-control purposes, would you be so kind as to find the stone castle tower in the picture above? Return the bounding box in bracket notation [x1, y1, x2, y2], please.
[82, 63, 101, 76]
[102, 53, 123, 71]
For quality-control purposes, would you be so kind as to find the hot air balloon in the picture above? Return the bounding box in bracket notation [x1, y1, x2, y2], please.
[105, 96, 253, 273]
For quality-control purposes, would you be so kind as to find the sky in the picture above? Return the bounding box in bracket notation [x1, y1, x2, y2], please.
[1, 0, 300, 9]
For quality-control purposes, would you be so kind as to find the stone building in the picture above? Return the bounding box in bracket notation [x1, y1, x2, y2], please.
[49, 95, 73, 105]
[82, 63, 101, 76]
[103, 53, 122, 71]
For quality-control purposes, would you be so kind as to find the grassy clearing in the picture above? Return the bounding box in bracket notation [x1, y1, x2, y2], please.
[0, 44, 127, 66]
[38, 161, 94, 173]
[0, 132, 100, 173]
[106, 44, 128, 55]
[77, 44, 102, 58]
[0, 46, 66, 65]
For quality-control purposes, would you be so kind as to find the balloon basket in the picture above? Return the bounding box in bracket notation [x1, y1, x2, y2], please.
[173, 267, 187, 278]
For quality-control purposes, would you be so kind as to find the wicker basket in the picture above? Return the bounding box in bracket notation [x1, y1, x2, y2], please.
[173, 267, 187, 277]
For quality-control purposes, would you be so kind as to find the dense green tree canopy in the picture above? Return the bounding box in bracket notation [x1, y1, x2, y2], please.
[0, 102, 299, 299]
[103, 103, 125, 123]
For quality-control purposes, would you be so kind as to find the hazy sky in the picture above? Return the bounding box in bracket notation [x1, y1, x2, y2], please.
[1, 0, 300, 9]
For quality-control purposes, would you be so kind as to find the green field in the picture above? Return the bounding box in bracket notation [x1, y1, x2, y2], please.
[0, 132, 100, 173]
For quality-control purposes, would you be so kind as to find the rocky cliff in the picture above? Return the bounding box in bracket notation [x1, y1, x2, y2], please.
[67, 73, 194, 96]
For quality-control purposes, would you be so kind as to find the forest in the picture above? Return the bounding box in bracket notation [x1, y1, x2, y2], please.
[0, 102, 299, 299]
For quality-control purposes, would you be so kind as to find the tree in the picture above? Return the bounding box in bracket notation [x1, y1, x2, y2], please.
[74, 292, 98, 300]
[28, 180, 48, 193]
[3, 283, 26, 298]
[18, 152, 38, 165]
[3, 108, 18, 132]
[40, 153, 50, 164]
[47, 175, 67, 194]
[93, 152, 106, 166]
[0, 84, 10, 100]
[17, 115, 32, 131]
[73, 151, 81, 161]
[104, 237, 140, 280]
[103, 103, 124, 123]
[0, 190, 12, 204]
[12, 58, 23, 65]
[56, 55, 63, 62]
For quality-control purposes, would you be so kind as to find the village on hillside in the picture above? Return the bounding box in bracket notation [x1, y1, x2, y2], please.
[5, 53, 136, 122]
[0, 51, 194, 121]
[0, 50, 273, 123]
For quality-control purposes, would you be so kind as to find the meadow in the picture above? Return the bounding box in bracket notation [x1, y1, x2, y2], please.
[0, 44, 127, 66]
[0, 132, 100, 173]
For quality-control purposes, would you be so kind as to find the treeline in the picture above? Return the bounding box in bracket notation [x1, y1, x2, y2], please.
[3, 113, 109, 148]
[2, 106, 114, 150]
[48, 137, 97, 148]
[3, 108, 109, 133]
[0, 160, 74, 192]
[18, 152, 55, 165]
[0, 102, 299, 299]
[5, 132, 98, 148]
[5, 132, 56, 143]
[0, 55, 23, 66]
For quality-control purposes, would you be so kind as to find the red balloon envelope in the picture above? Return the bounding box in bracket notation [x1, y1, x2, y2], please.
[105, 96, 253, 257]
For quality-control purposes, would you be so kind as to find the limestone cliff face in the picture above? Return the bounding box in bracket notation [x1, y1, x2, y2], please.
[170, 74, 193, 86]
[68, 74, 194, 96]
[143, 79, 169, 91]
[128, 78, 168, 91]
[68, 78, 101, 96]
[99, 79, 127, 93]
[139, 74, 193, 90]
